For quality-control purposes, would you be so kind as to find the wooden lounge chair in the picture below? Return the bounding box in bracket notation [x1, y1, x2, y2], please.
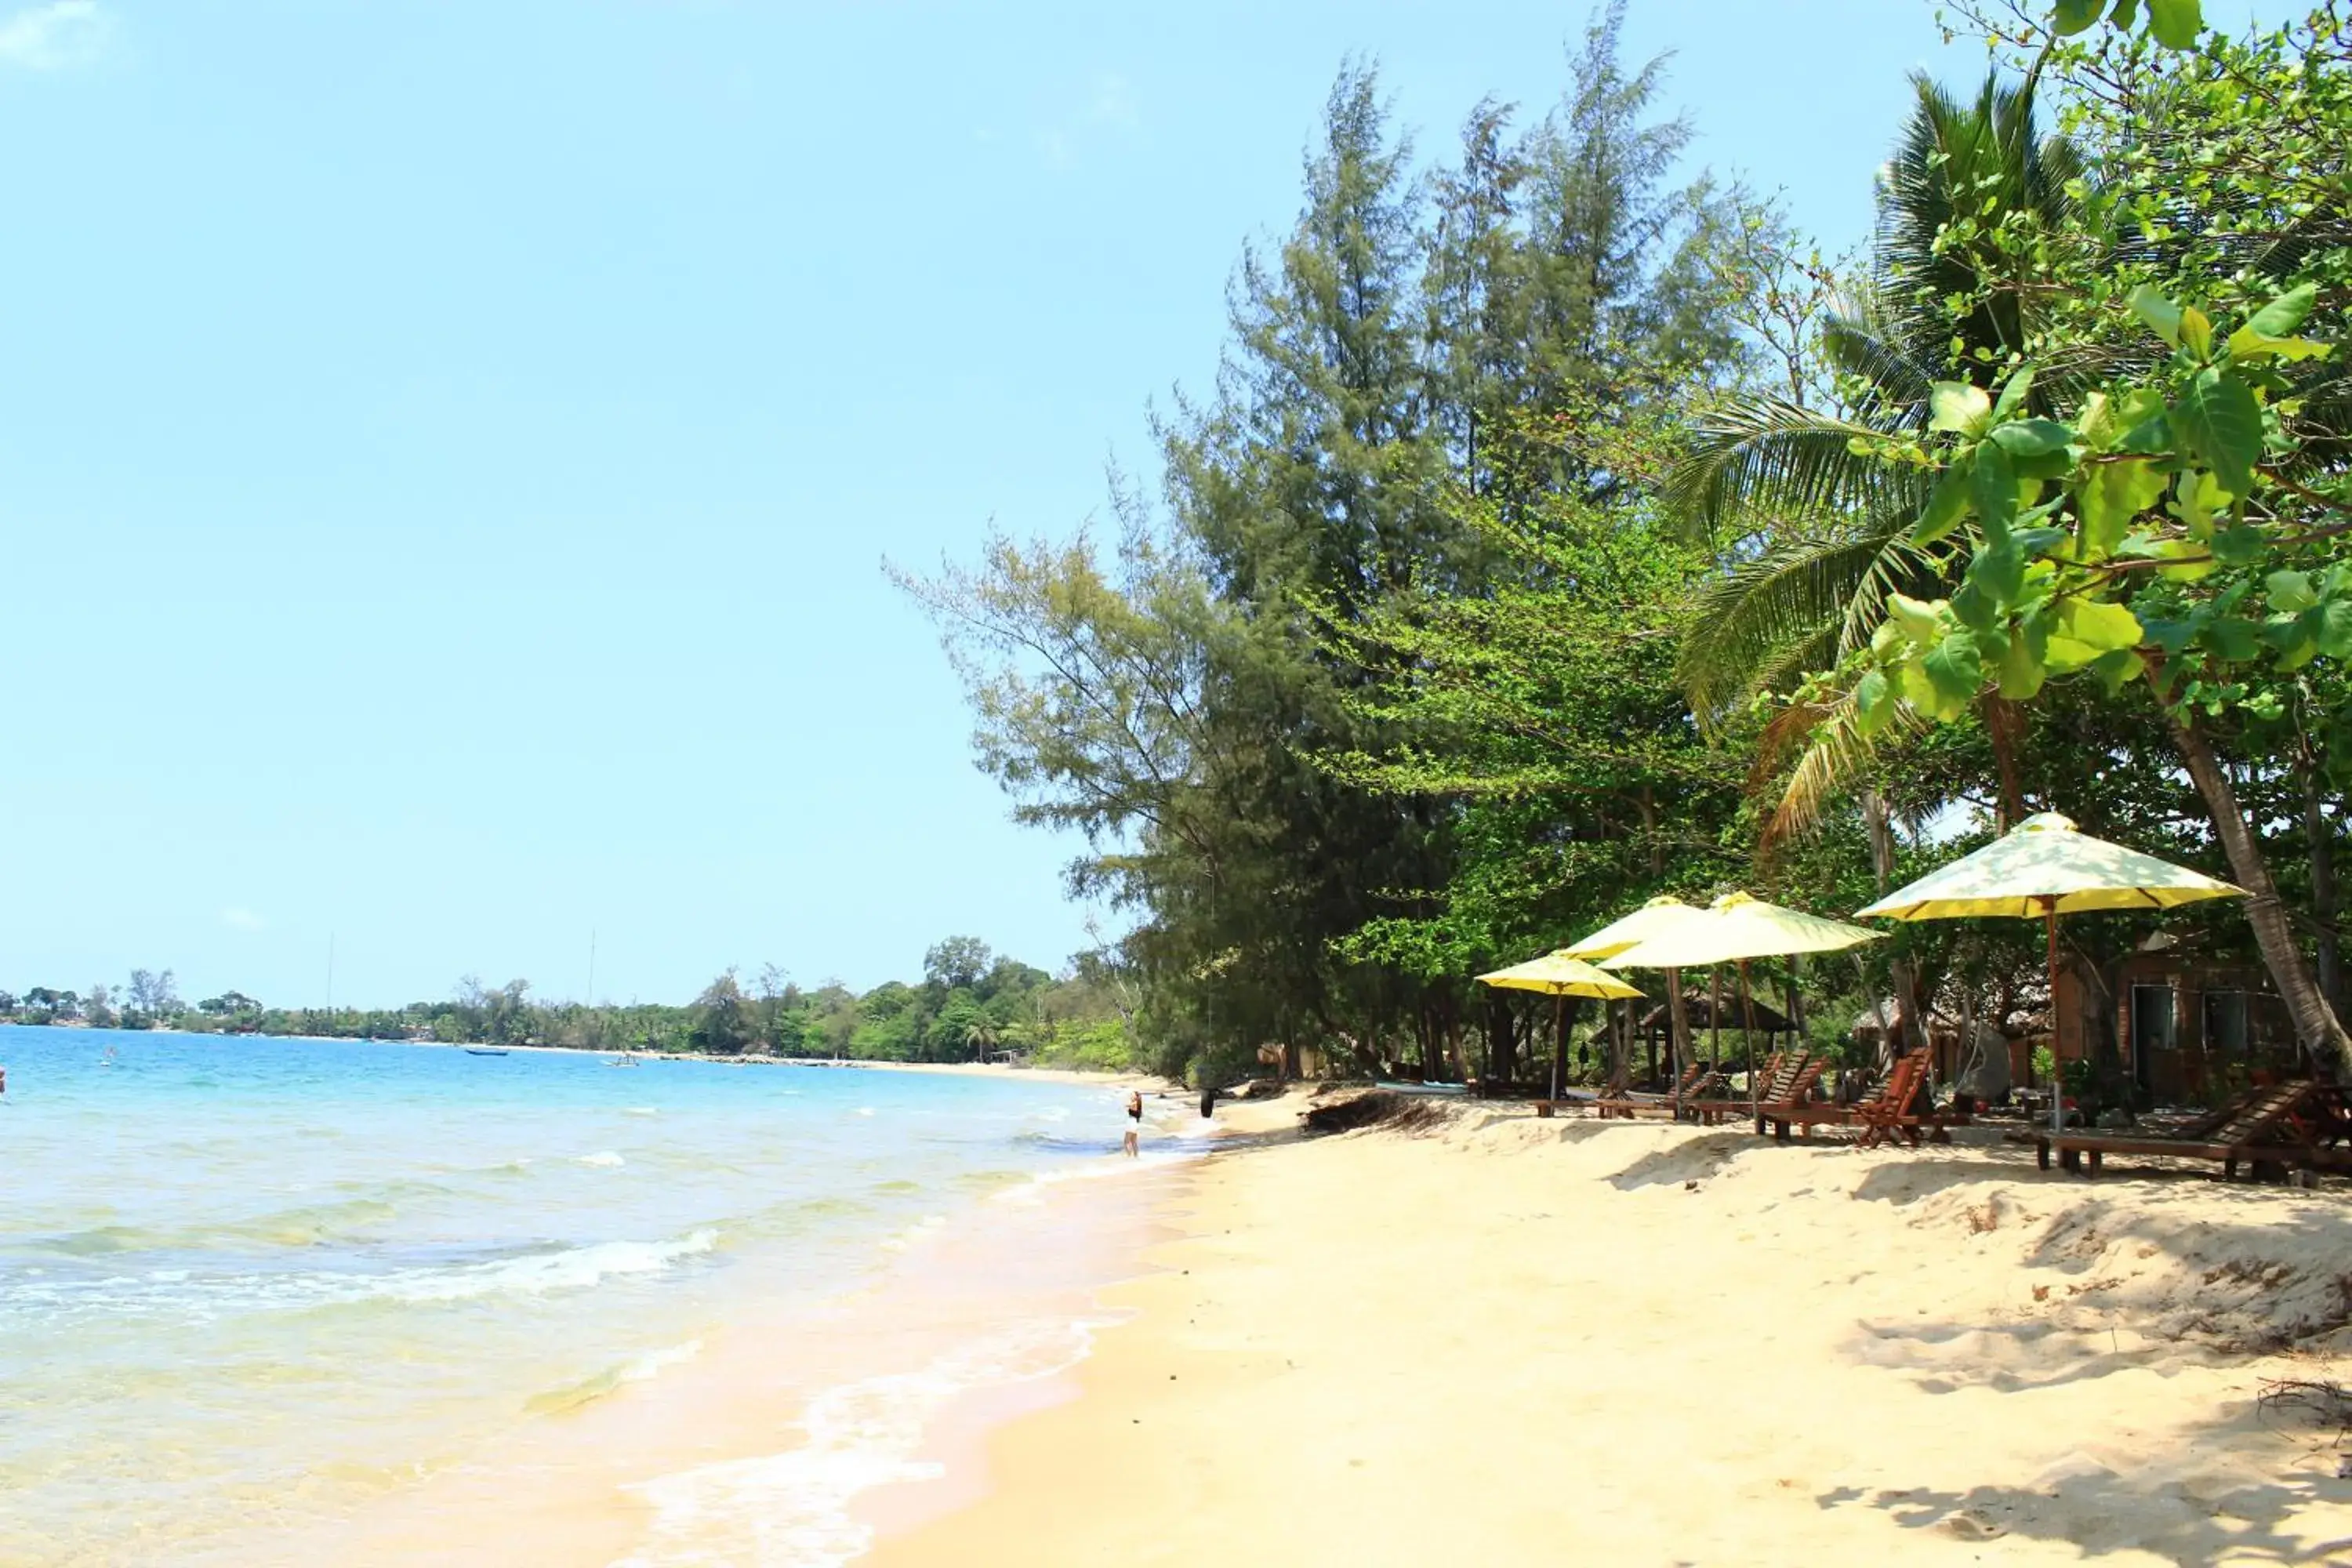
[1548, 1065, 1631, 1116]
[1747, 1052, 1829, 1142]
[1852, 1048, 1942, 1149]
[2032, 1078, 2350, 1180]
[1755, 1049, 1944, 1144]
[1685, 1051, 1795, 1127]
[1596, 1059, 1725, 1120]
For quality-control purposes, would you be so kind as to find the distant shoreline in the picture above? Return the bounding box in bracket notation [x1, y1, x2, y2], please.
[0, 1021, 1168, 1090]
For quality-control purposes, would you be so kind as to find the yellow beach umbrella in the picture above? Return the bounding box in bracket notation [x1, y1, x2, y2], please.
[1602, 893, 1882, 1119]
[1562, 898, 1711, 1105]
[1854, 811, 2245, 1135]
[1475, 952, 1647, 1000]
[1559, 895, 1709, 960]
[1476, 953, 1644, 1101]
[1597, 891, 1884, 969]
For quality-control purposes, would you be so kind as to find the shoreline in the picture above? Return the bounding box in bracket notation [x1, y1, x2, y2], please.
[249, 1092, 1207, 1567]
[7, 1022, 1172, 1091]
[869, 1097, 2352, 1566]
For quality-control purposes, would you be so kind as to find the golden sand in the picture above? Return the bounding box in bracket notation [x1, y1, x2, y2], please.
[869, 1093, 2352, 1566]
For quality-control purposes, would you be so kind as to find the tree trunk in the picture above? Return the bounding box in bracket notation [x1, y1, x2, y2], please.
[1862, 788, 1928, 1056]
[2162, 694, 2352, 1080]
[1486, 991, 1516, 1091]
[1664, 968, 1692, 1089]
[1980, 695, 2029, 830]
[1708, 967, 1724, 1071]
[1553, 996, 1581, 1100]
[2305, 752, 2343, 1022]
[2071, 947, 2125, 1105]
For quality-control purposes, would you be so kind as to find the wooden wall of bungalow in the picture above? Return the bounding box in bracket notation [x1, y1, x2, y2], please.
[2043, 955, 2294, 1102]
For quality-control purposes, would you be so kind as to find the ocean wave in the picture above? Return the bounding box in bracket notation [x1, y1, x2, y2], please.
[384, 1229, 717, 1303]
[3, 1229, 724, 1323]
[577, 1152, 626, 1168]
[876, 1215, 947, 1254]
[1007, 1131, 1127, 1153]
[525, 1338, 704, 1416]
[615, 1316, 1105, 1568]
[989, 1145, 1204, 1207]
[27, 1192, 416, 1257]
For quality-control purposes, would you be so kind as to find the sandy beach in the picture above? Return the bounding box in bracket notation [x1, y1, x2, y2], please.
[869, 1092, 2352, 1566]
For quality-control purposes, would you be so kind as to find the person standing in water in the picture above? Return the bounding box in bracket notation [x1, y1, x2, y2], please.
[1123, 1089, 1142, 1157]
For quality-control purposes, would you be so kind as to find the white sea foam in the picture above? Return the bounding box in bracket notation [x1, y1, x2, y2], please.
[624, 1107, 659, 1117]
[989, 1145, 1205, 1207]
[389, 1229, 718, 1304]
[6, 1229, 723, 1323]
[876, 1215, 949, 1254]
[526, 1337, 708, 1416]
[614, 1316, 1105, 1568]
[621, 1338, 703, 1385]
[579, 1151, 627, 1168]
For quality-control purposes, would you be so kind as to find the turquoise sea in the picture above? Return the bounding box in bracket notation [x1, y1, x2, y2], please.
[0, 1027, 1182, 1566]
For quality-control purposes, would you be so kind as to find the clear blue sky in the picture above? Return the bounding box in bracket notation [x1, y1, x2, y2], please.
[0, 0, 2294, 1008]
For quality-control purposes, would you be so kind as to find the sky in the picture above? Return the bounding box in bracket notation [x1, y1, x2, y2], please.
[0, 0, 2299, 1009]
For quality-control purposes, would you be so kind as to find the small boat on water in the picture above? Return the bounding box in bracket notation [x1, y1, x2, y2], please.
[464, 1047, 510, 1058]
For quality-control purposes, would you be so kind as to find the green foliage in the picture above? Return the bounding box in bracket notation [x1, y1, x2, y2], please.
[879, 0, 2349, 1090]
[1844, 281, 2342, 728]
[1, 939, 1142, 1070]
[902, 15, 1764, 1086]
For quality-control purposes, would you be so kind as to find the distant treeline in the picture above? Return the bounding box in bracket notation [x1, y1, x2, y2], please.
[0, 939, 1144, 1069]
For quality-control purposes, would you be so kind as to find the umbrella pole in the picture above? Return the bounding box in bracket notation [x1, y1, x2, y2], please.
[1709, 967, 1723, 1076]
[1552, 992, 1564, 1103]
[1664, 967, 1689, 1118]
[2046, 902, 2063, 1138]
[1738, 959, 1759, 1121]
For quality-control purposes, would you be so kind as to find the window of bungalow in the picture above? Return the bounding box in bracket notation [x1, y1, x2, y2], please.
[2130, 983, 2178, 1061]
[2201, 990, 2249, 1056]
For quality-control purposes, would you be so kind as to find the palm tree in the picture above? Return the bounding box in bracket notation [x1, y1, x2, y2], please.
[1666, 72, 2087, 833]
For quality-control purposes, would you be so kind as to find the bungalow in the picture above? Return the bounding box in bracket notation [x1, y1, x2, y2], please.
[2045, 945, 2296, 1102]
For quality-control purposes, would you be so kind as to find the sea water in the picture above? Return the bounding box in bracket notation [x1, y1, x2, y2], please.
[0, 1027, 1181, 1565]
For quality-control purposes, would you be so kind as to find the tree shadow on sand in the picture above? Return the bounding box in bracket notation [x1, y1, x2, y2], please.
[1605, 1131, 1754, 1190]
[1813, 1469, 2352, 1563]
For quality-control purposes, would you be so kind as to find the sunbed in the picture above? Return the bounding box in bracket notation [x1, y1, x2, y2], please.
[1851, 1047, 1944, 1148]
[1754, 1049, 1945, 1145]
[1595, 1058, 1726, 1120]
[1744, 1052, 1830, 1142]
[2031, 1077, 2351, 1180]
[1684, 1051, 1798, 1127]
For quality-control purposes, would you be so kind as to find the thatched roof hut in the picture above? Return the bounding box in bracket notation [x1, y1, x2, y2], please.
[1636, 990, 1795, 1036]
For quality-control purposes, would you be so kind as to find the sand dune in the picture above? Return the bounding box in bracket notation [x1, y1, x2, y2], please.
[869, 1095, 2352, 1566]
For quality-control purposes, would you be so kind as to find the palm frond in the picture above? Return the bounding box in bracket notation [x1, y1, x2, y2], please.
[1754, 691, 1922, 851]
[1835, 533, 1947, 660]
[1675, 529, 1908, 724]
[1662, 399, 1920, 541]
[1816, 296, 1938, 420]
